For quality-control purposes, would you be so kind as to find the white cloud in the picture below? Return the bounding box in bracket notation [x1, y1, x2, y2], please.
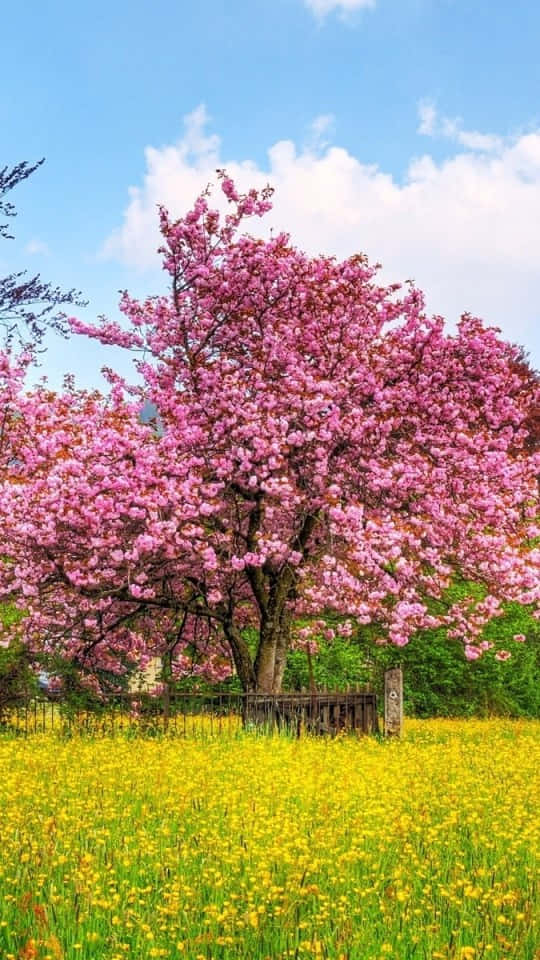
[417, 99, 503, 153]
[303, 0, 376, 18]
[306, 113, 336, 152]
[103, 103, 540, 363]
[25, 238, 49, 256]
[417, 101, 437, 137]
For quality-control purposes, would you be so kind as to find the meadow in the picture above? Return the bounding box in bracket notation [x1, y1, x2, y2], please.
[0, 720, 538, 960]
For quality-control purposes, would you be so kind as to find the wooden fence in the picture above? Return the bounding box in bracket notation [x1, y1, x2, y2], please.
[0, 689, 379, 738]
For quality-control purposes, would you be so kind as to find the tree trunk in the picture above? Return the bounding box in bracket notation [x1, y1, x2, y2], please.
[224, 619, 257, 692]
[271, 605, 291, 694]
[223, 564, 296, 693]
[253, 620, 276, 692]
[254, 610, 291, 693]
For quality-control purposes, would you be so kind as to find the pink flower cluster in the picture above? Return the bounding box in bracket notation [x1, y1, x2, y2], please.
[0, 175, 537, 688]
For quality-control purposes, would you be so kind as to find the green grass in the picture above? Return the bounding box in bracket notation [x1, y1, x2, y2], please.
[0, 718, 538, 960]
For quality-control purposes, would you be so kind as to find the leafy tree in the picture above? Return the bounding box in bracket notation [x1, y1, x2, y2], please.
[0, 159, 85, 347]
[0, 177, 537, 693]
[355, 581, 540, 716]
[0, 603, 37, 714]
[284, 592, 539, 716]
[284, 637, 371, 692]
[366, 600, 539, 717]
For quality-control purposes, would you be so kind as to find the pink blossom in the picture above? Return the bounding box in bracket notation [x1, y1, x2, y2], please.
[0, 174, 536, 693]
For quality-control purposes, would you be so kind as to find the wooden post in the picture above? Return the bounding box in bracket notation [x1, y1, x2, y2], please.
[384, 667, 403, 737]
[162, 653, 171, 733]
[162, 682, 171, 733]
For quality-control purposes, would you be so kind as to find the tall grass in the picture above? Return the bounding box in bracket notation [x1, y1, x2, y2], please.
[0, 719, 537, 959]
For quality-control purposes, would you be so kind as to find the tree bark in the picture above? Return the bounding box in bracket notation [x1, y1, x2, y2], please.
[222, 606, 291, 694]
[253, 603, 292, 693]
[224, 619, 257, 692]
[232, 507, 318, 693]
[271, 605, 291, 694]
[256, 510, 317, 692]
[253, 618, 277, 692]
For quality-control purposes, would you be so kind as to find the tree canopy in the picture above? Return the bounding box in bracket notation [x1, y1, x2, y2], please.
[0, 176, 538, 692]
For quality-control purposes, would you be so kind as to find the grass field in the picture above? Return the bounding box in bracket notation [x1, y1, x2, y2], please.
[0, 720, 538, 960]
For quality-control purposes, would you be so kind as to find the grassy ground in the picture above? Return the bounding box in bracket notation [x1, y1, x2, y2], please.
[0, 719, 538, 960]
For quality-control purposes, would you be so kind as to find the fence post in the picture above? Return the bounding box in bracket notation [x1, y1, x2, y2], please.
[162, 683, 170, 732]
[384, 667, 403, 737]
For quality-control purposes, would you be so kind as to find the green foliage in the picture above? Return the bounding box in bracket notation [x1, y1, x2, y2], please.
[368, 618, 539, 718]
[43, 652, 134, 713]
[283, 640, 371, 692]
[284, 592, 539, 717]
[2, 586, 537, 718]
[0, 603, 38, 711]
[0, 602, 135, 713]
[174, 591, 539, 716]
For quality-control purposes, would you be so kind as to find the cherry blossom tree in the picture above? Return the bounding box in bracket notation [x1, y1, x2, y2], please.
[0, 176, 538, 692]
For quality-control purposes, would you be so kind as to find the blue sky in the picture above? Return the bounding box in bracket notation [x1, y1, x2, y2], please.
[2, 0, 539, 388]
